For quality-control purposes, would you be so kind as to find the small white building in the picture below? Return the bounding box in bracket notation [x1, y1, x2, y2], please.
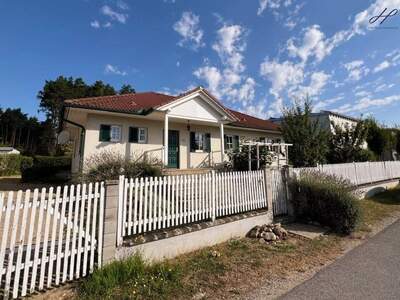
[0, 147, 20, 155]
[270, 110, 360, 133]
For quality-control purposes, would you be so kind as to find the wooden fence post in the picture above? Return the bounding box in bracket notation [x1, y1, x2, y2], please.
[211, 170, 216, 222]
[264, 167, 273, 215]
[282, 166, 294, 216]
[102, 179, 120, 265]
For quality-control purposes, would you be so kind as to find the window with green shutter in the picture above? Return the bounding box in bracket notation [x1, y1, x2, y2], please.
[129, 127, 147, 143]
[99, 125, 111, 142]
[190, 132, 210, 152]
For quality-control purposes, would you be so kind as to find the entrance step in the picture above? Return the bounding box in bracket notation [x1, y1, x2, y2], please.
[162, 168, 212, 176]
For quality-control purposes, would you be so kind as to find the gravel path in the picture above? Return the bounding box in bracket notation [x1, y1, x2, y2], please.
[281, 219, 400, 300]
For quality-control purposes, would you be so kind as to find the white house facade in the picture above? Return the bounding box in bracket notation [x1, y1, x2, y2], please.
[63, 87, 284, 173]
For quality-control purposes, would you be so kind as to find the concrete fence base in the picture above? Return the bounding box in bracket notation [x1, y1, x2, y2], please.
[116, 211, 273, 262]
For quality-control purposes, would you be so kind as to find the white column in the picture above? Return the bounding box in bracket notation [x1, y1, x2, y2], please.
[219, 122, 225, 163]
[164, 113, 169, 166]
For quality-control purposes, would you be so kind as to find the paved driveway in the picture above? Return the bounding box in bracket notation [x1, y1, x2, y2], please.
[281, 219, 400, 300]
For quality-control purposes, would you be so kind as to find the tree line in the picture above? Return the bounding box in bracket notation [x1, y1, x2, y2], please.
[1, 76, 135, 155]
[281, 99, 400, 167]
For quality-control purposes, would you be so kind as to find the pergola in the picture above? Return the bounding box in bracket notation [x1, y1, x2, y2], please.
[240, 142, 293, 171]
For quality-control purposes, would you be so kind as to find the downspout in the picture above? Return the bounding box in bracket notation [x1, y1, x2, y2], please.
[62, 107, 86, 172]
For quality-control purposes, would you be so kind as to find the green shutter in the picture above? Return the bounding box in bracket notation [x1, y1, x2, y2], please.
[129, 127, 138, 143]
[190, 132, 196, 152]
[224, 134, 228, 152]
[233, 135, 239, 150]
[99, 125, 111, 142]
[204, 133, 211, 153]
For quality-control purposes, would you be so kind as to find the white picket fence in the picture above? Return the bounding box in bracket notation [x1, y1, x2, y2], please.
[300, 161, 400, 186]
[0, 182, 104, 299]
[118, 170, 268, 243]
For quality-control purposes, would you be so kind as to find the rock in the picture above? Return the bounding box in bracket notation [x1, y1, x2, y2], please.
[261, 232, 277, 241]
[274, 223, 281, 228]
[265, 227, 273, 232]
[273, 226, 288, 239]
[259, 238, 266, 244]
[192, 292, 206, 300]
[248, 226, 261, 238]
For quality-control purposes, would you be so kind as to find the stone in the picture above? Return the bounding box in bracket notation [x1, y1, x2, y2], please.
[248, 226, 261, 238]
[259, 238, 266, 244]
[192, 292, 206, 300]
[273, 226, 288, 239]
[261, 232, 277, 241]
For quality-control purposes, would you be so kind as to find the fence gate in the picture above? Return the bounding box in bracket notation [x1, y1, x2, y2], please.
[0, 182, 105, 299]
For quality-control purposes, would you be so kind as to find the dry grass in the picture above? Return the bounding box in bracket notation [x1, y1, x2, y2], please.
[357, 187, 400, 233]
[48, 187, 400, 300]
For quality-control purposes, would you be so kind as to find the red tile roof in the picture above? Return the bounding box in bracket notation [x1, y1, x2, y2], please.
[228, 109, 280, 132]
[65, 88, 280, 132]
[65, 92, 176, 114]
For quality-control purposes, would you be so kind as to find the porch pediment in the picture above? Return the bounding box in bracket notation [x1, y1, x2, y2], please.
[157, 88, 237, 123]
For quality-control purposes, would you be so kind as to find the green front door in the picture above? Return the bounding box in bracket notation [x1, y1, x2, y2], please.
[168, 130, 179, 168]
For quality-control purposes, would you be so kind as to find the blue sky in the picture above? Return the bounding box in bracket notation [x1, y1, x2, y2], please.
[1, 0, 400, 125]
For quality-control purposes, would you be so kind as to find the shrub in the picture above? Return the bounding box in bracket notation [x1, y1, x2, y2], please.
[20, 156, 71, 182]
[81, 151, 162, 182]
[227, 146, 277, 171]
[289, 170, 361, 234]
[79, 253, 181, 299]
[0, 154, 25, 176]
[354, 148, 377, 162]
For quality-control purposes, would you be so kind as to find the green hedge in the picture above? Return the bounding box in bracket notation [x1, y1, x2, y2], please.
[0, 154, 25, 176]
[289, 170, 361, 234]
[21, 156, 71, 182]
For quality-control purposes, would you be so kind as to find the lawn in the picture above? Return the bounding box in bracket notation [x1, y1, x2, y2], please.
[75, 187, 400, 300]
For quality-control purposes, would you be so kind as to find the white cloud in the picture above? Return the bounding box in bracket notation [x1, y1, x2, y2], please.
[90, 20, 100, 28]
[257, 0, 293, 16]
[104, 64, 127, 76]
[287, 25, 346, 64]
[373, 60, 391, 73]
[352, 0, 400, 35]
[375, 83, 395, 93]
[116, 0, 129, 10]
[338, 94, 400, 113]
[194, 23, 256, 106]
[355, 90, 371, 98]
[101, 5, 128, 24]
[193, 66, 222, 97]
[298, 71, 330, 97]
[244, 102, 268, 119]
[260, 59, 304, 96]
[173, 12, 204, 50]
[344, 60, 370, 81]
[313, 95, 344, 112]
[212, 24, 247, 72]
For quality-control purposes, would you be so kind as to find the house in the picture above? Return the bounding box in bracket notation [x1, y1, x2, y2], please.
[270, 110, 360, 133]
[62, 86, 283, 173]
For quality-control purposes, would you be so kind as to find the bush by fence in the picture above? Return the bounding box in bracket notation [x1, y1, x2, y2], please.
[289, 170, 361, 234]
[81, 151, 162, 182]
[0, 154, 26, 176]
[20, 155, 71, 182]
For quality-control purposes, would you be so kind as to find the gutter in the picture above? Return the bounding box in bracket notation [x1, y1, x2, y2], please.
[62, 107, 85, 172]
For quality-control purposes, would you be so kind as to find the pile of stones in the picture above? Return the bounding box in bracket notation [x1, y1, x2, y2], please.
[247, 223, 288, 243]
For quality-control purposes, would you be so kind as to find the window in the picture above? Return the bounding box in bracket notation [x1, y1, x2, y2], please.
[110, 126, 122, 142]
[225, 135, 233, 150]
[224, 135, 239, 152]
[138, 128, 147, 143]
[99, 124, 121, 142]
[129, 127, 147, 143]
[190, 132, 211, 152]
